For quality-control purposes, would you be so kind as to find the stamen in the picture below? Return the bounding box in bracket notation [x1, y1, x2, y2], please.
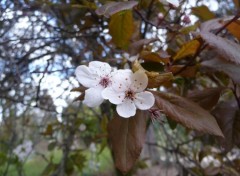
[99, 77, 111, 88]
[125, 89, 135, 101]
[148, 109, 164, 123]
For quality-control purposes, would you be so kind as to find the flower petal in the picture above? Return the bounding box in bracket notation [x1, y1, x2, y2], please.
[131, 70, 148, 92]
[89, 61, 112, 75]
[134, 91, 155, 110]
[111, 69, 132, 92]
[75, 65, 98, 87]
[167, 0, 179, 7]
[102, 87, 125, 104]
[83, 87, 104, 107]
[128, 54, 139, 62]
[124, 53, 139, 62]
[116, 100, 136, 118]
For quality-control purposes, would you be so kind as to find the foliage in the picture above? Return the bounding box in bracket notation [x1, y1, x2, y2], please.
[0, 0, 240, 175]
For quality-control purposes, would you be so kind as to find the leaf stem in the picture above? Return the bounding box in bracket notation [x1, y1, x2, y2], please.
[232, 81, 240, 109]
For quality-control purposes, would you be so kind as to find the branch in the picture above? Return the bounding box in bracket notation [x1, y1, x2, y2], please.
[174, 11, 240, 76]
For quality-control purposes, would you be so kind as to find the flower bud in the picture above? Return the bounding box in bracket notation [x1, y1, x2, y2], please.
[182, 15, 191, 24]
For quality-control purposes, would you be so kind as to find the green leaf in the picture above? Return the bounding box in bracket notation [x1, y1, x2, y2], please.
[0, 152, 7, 166]
[95, 1, 138, 18]
[48, 141, 57, 151]
[41, 124, 53, 136]
[109, 10, 134, 49]
[201, 58, 240, 84]
[192, 5, 215, 21]
[70, 153, 86, 171]
[108, 110, 148, 174]
[180, 23, 199, 34]
[152, 91, 224, 137]
[167, 117, 178, 130]
[201, 32, 240, 65]
[41, 163, 58, 176]
[227, 21, 240, 40]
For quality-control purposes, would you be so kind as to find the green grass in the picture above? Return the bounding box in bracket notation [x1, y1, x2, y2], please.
[0, 150, 62, 176]
[1, 146, 114, 176]
[82, 146, 114, 175]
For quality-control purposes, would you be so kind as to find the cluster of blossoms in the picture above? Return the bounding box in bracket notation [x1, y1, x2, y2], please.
[75, 61, 155, 118]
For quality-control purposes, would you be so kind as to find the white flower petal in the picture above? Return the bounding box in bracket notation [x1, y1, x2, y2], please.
[134, 91, 155, 110]
[128, 54, 139, 62]
[167, 0, 179, 7]
[123, 53, 130, 59]
[89, 61, 112, 75]
[102, 88, 125, 104]
[124, 53, 139, 62]
[75, 65, 98, 87]
[116, 100, 136, 118]
[111, 69, 132, 92]
[83, 87, 104, 107]
[131, 70, 148, 92]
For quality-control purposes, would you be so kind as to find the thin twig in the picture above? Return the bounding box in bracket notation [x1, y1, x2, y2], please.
[174, 11, 240, 76]
[232, 81, 240, 109]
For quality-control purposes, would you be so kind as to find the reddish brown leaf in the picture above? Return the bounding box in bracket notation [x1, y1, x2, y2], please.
[152, 91, 224, 137]
[200, 16, 233, 33]
[173, 40, 200, 61]
[233, 0, 240, 7]
[169, 65, 197, 78]
[212, 101, 240, 151]
[201, 58, 240, 84]
[187, 87, 224, 110]
[146, 72, 173, 88]
[108, 110, 148, 174]
[141, 51, 170, 64]
[129, 38, 158, 55]
[201, 32, 240, 65]
[70, 87, 86, 92]
[95, 1, 138, 18]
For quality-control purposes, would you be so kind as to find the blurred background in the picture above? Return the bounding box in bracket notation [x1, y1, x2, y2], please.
[0, 0, 239, 175]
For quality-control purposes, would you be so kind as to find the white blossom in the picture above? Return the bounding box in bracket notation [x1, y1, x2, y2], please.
[160, 0, 180, 7]
[13, 140, 33, 161]
[200, 155, 221, 169]
[89, 142, 97, 152]
[123, 53, 139, 62]
[168, 0, 179, 7]
[79, 124, 86, 131]
[102, 70, 155, 118]
[75, 61, 116, 107]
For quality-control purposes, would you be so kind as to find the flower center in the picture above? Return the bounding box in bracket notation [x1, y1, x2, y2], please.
[99, 77, 111, 88]
[125, 89, 135, 100]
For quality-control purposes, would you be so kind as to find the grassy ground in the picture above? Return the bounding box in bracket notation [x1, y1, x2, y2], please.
[0, 147, 114, 176]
